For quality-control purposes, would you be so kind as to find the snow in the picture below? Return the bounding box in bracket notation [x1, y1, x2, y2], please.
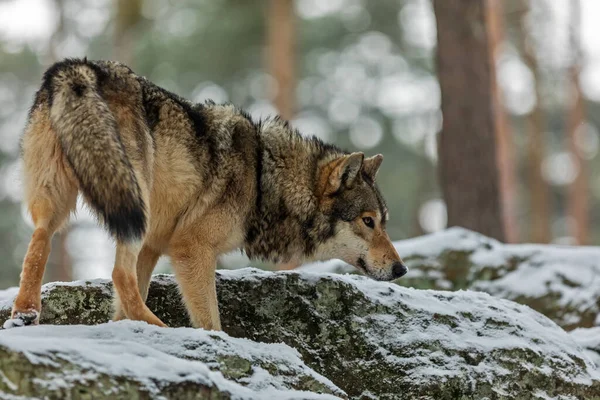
[0, 320, 343, 399]
[298, 226, 495, 276]
[41, 278, 112, 295]
[470, 243, 600, 307]
[296, 258, 350, 274]
[393, 226, 495, 257]
[342, 276, 600, 388]
[298, 227, 600, 325]
[3, 317, 24, 329]
[220, 268, 599, 384]
[0, 286, 17, 311]
[1, 280, 115, 329]
[1, 279, 112, 313]
[570, 327, 600, 368]
[2, 237, 599, 397]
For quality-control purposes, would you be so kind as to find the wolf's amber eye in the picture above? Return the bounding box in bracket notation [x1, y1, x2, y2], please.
[362, 216, 374, 229]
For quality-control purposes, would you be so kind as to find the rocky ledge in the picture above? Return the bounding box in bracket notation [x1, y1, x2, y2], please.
[301, 227, 600, 331]
[1, 268, 598, 399]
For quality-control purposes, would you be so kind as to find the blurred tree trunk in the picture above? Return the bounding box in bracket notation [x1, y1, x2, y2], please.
[433, 0, 506, 242]
[268, 0, 298, 269]
[46, 0, 73, 282]
[267, 0, 296, 120]
[487, 0, 519, 243]
[566, 0, 588, 245]
[114, 0, 143, 65]
[516, 0, 552, 243]
[411, 149, 431, 237]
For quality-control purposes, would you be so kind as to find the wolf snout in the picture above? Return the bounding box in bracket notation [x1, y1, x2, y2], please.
[392, 261, 408, 279]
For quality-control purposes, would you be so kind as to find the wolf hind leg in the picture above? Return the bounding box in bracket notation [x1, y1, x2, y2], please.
[6, 93, 80, 328]
[9, 192, 77, 327]
[113, 244, 160, 321]
[112, 241, 166, 327]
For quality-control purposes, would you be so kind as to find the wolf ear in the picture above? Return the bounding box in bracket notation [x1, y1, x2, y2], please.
[363, 154, 383, 180]
[322, 152, 364, 196]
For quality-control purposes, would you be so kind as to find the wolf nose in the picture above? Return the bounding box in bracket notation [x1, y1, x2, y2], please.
[392, 261, 408, 279]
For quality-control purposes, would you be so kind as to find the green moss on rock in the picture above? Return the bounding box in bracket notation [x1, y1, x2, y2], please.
[1, 268, 599, 399]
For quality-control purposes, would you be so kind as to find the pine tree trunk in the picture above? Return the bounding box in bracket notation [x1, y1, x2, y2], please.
[566, 0, 588, 245]
[433, 0, 506, 242]
[487, 0, 519, 243]
[516, 0, 552, 243]
[267, 0, 296, 120]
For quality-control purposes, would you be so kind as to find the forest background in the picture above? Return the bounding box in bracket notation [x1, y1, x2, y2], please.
[0, 0, 598, 287]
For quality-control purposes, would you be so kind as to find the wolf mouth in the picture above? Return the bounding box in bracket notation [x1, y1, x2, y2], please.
[357, 257, 368, 273]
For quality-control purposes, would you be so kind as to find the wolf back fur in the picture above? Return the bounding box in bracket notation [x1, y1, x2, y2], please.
[9, 58, 405, 330]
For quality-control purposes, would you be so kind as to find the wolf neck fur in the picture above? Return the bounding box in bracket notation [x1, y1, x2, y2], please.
[242, 117, 342, 264]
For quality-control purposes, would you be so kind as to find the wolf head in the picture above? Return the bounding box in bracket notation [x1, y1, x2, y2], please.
[312, 152, 408, 281]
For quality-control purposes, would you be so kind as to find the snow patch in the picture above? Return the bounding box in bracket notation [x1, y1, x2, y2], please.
[221, 267, 599, 384]
[298, 227, 600, 328]
[41, 278, 112, 297]
[570, 327, 600, 368]
[0, 320, 342, 399]
[0, 286, 18, 311]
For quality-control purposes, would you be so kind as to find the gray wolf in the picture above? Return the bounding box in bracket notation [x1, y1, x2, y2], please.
[8, 58, 407, 330]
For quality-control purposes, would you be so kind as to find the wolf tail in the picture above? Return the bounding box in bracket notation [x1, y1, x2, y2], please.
[47, 60, 146, 242]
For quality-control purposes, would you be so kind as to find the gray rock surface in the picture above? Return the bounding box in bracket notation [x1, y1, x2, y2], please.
[0, 319, 344, 399]
[300, 227, 600, 330]
[1, 268, 599, 399]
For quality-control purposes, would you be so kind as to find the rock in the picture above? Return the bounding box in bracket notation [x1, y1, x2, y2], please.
[570, 327, 600, 368]
[300, 227, 600, 330]
[2, 269, 599, 399]
[0, 320, 344, 399]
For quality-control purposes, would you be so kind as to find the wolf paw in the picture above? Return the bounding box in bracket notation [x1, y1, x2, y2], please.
[3, 310, 39, 329]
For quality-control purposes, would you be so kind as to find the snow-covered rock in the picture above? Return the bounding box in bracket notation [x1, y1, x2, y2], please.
[570, 327, 600, 368]
[1, 269, 599, 399]
[300, 227, 600, 330]
[0, 321, 343, 399]
[0, 286, 17, 311]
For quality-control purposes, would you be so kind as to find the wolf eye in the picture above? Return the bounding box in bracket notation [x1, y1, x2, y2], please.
[362, 217, 374, 229]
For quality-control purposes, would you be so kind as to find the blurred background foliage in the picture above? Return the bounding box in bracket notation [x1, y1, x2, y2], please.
[0, 0, 598, 287]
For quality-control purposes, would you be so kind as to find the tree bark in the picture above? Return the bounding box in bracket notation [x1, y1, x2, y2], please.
[486, 0, 519, 243]
[515, 0, 552, 243]
[566, 0, 588, 245]
[433, 0, 506, 242]
[267, 0, 296, 120]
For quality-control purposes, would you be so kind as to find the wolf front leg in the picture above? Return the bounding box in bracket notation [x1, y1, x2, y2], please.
[112, 241, 166, 327]
[113, 244, 160, 321]
[170, 245, 221, 330]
